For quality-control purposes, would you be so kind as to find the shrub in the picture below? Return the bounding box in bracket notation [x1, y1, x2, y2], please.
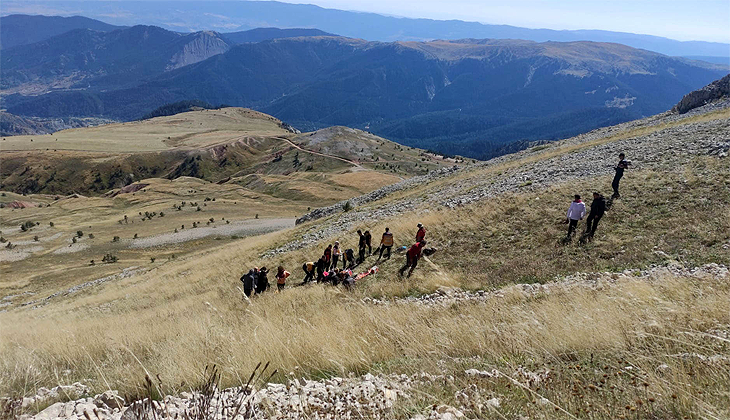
[77, 230, 84, 238]
[0, 237, 5, 243]
[150, 257, 156, 263]
[49, 221, 54, 227]
[72, 237, 77, 243]
[159, 212, 165, 217]
[33, 236, 39, 242]
[255, 214, 259, 219]
[90, 260, 95, 266]
[133, 233, 138, 239]
[88, 233, 94, 239]
[20, 221, 34, 232]
[112, 236, 120, 242]
[343, 201, 353, 212]
[209, 218, 214, 223]
[102, 253, 118, 263]
[197, 206, 202, 211]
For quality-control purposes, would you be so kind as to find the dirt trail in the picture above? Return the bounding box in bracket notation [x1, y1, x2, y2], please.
[277, 137, 365, 169]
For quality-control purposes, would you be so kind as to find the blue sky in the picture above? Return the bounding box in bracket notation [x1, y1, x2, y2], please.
[288, 0, 730, 42]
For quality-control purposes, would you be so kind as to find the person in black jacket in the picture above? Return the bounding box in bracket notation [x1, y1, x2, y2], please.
[612, 153, 629, 198]
[357, 230, 367, 264]
[364, 230, 372, 255]
[585, 192, 606, 237]
[241, 268, 257, 297]
[255, 267, 269, 294]
[315, 256, 328, 282]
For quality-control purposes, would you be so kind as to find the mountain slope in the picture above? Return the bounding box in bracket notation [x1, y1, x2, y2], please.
[0, 14, 123, 49]
[0, 26, 232, 94]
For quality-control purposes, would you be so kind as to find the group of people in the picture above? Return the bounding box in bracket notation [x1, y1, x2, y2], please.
[564, 153, 629, 239]
[240, 265, 293, 297]
[303, 223, 429, 284]
[242, 223, 431, 297]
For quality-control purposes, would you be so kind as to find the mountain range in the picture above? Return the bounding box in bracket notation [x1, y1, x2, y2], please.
[0, 14, 728, 159]
[2, 1, 729, 61]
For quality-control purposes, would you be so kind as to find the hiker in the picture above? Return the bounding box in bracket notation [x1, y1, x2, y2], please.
[357, 230, 367, 264]
[399, 240, 426, 278]
[255, 267, 269, 294]
[332, 241, 342, 269]
[324, 244, 333, 270]
[379, 227, 394, 260]
[416, 223, 426, 242]
[275, 266, 290, 291]
[240, 267, 257, 297]
[612, 153, 629, 198]
[565, 194, 586, 238]
[316, 256, 327, 282]
[585, 192, 606, 237]
[364, 230, 372, 255]
[302, 261, 316, 284]
[344, 248, 355, 269]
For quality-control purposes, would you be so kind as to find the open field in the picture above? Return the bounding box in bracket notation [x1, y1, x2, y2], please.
[0, 108, 288, 153]
[1, 101, 729, 418]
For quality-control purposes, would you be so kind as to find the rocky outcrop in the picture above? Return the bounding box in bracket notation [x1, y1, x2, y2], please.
[673, 73, 730, 114]
[167, 31, 231, 70]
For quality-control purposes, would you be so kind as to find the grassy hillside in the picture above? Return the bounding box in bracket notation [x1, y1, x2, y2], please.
[1, 102, 729, 418]
[0, 107, 457, 198]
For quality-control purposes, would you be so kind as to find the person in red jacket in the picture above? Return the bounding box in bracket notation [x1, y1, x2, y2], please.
[399, 240, 426, 278]
[415, 223, 426, 242]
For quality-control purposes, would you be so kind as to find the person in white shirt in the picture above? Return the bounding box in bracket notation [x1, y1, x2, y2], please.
[566, 194, 586, 238]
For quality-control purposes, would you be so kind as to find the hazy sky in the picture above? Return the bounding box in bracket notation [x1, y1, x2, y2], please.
[3, 0, 729, 43]
[282, 0, 730, 43]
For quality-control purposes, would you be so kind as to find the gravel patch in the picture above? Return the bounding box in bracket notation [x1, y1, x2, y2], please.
[0, 245, 44, 262]
[129, 218, 295, 248]
[52, 243, 90, 255]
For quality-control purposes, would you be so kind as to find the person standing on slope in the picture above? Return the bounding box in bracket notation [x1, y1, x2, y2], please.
[416, 223, 426, 242]
[357, 230, 367, 264]
[255, 267, 269, 294]
[332, 241, 342, 270]
[364, 230, 372, 255]
[324, 244, 333, 270]
[316, 256, 327, 282]
[302, 261, 316, 284]
[612, 153, 629, 198]
[276, 266, 290, 291]
[241, 267, 257, 298]
[584, 192, 606, 237]
[344, 248, 355, 269]
[379, 227, 394, 260]
[565, 194, 586, 238]
[399, 240, 426, 278]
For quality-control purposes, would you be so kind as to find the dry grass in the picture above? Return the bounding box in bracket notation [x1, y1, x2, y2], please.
[0, 108, 288, 153]
[2, 268, 729, 418]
